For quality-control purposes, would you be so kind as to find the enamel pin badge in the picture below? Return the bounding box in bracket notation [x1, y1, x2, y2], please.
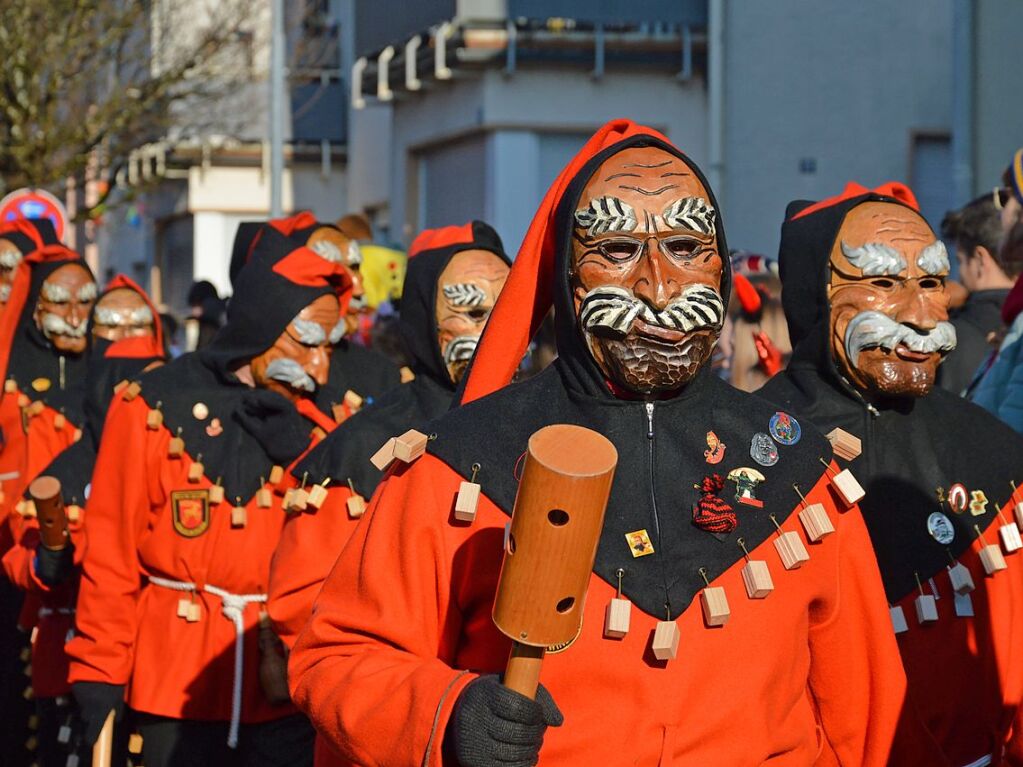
[704, 431, 726, 464]
[626, 529, 655, 558]
[728, 467, 765, 508]
[750, 433, 778, 467]
[769, 412, 801, 445]
[927, 511, 955, 546]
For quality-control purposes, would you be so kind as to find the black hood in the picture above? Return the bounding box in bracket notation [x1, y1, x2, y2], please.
[402, 220, 510, 389]
[758, 185, 1023, 604]
[428, 127, 831, 621]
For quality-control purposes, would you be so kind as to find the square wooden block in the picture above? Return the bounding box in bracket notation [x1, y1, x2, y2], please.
[66, 505, 81, 524]
[798, 503, 835, 542]
[167, 437, 184, 457]
[980, 544, 1007, 575]
[146, 408, 163, 430]
[914, 594, 938, 624]
[1013, 501, 1023, 530]
[454, 482, 480, 522]
[370, 437, 397, 471]
[1000, 522, 1023, 553]
[741, 560, 774, 599]
[393, 429, 428, 463]
[53, 413, 65, 431]
[291, 488, 310, 513]
[231, 505, 247, 528]
[207, 485, 225, 505]
[123, 381, 141, 401]
[308, 484, 329, 510]
[256, 488, 272, 509]
[4, 378, 16, 393]
[128, 733, 144, 754]
[774, 531, 810, 570]
[176, 598, 191, 619]
[700, 586, 730, 627]
[603, 597, 631, 639]
[27, 400, 44, 417]
[343, 390, 364, 411]
[346, 493, 367, 519]
[826, 428, 862, 461]
[186, 602, 202, 622]
[651, 619, 680, 660]
[187, 461, 204, 483]
[268, 465, 284, 485]
[890, 605, 908, 634]
[831, 469, 865, 507]
[947, 562, 974, 595]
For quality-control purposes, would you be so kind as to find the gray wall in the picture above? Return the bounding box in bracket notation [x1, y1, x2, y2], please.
[721, 0, 954, 254]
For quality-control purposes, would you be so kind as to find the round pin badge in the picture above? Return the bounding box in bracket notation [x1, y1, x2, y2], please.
[927, 511, 955, 545]
[192, 402, 209, 420]
[750, 432, 779, 467]
[769, 411, 801, 445]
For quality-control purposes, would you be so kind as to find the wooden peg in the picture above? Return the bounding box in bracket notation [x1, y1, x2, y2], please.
[123, 381, 142, 401]
[454, 463, 481, 523]
[53, 412, 65, 431]
[819, 458, 865, 507]
[168, 428, 184, 458]
[737, 537, 774, 599]
[794, 484, 834, 542]
[698, 567, 730, 627]
[231, 498, 247, 528]
[889, 604, 909, 634]
[400, 366, 415, 383]
[146, 401, 163, 430]
[370, 437, 397, 471]
[825, 428, 861, 461]
[208, 478, 225, 506]
[268, 465, 284, 485]
[913, 573, 938, 624]
[651, 611, 680, 660]
[976, 524, 1008, 575]
[769, 514, 810, 569]
[603, 568, 631, 639]
[343, 389, 364, 412]
[256, 476, 272, 508]
[346, 478, 366, 518]
[308, 478, 331, 510]
[187, 454, 204, 483]
[4, 378, 15, 393]
[393, 429, 428, 463]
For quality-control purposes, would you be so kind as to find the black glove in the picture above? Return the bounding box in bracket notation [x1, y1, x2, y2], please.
[446, 675, 563, 767]
[71, 681, 125, 747]
[34, 542, 75, 586]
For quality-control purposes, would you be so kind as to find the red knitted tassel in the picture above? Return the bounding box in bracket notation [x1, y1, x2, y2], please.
[692, 474, 737, 534]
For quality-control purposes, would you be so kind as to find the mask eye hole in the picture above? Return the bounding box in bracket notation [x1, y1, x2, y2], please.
[662, 236, 703, 261]
[467, 308, 488, 321]
[597, 239, 641, 263]
[919, 277, 943, 290]
[869, 278, 897, 289]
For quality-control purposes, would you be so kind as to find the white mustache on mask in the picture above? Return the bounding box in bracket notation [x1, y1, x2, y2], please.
[844, 310, 957, 367]
[264, 357, 317, 392]
[444, 335, 480, 367]
[41, 312, 87, 339]
[579, 284, 725, 339]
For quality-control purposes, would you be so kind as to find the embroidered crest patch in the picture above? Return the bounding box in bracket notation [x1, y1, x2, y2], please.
[171, 490, 210, 538]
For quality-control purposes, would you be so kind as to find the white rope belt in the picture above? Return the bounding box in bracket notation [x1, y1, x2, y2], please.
[148, 575, 267, 748]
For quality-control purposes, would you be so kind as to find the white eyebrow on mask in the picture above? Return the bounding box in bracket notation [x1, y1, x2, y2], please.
[660, 197, 716, 236]
[574, 195, 639, 236]
[291, 318, 328, 345]
[916, 240, 950, 276]
[840, 241, 907, 276]
[442, 283, 487, 307]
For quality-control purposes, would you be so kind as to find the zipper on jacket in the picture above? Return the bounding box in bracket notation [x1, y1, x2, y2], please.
[59, 355, 66, 390]
[645, 401, 671, 614]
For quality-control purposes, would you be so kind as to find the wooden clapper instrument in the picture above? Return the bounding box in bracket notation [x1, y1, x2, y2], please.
[493, 424, 618, 699]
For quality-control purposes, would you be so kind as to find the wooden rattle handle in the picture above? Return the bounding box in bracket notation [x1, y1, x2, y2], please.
[29, 476, 68, 550]
[92, 710, 115, 767]
[502, 642, 545, 699]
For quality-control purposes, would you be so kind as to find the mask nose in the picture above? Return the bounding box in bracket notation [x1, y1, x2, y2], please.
[631, 240, 673, 312]
[307, 345, 331, 386]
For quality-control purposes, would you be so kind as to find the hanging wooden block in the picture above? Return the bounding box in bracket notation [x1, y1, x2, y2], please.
[20, 500, 36, 519]
[1000, 522, 1023, 553]
[914, 594, 938, 624]
[947, 562, 975, 595]
[954, 592, 974, 618]
[741, 560, 774, 599]
[1014, 500, 1023, 530]
[72, 428, 82, 443]
[825, 428, 862, 461]
[370, 437, 397, 471]
[268, 465, 284, 485]
[311, 426, 327, 441]
[176, 599, 191, 619]
[773, 531, 810, 570]
[53, 413, 65, 431]
[16, 393, 29, 407]
[128, 733, 144, 754]
[22, 685, 32, 700]
[67, 754, 80, 767]
[146, 406, 163, 430]
[25, 735, 37, 751]
[400, 366, 415, 383]
[830, 468, 865, 507]
[186, 601, 202, 622]
[291, 488, 310, 512]
[256, 487, 272, 508]
[307, 483, 329, 510]
[344, 389, 364, 412]
[393, 429, 428, 463]
[890, 605, 909, 634]
[651, 620, 680, 660]
[346, 493, 367, 518]
[19, 647, 29, 663]
[168, 432, 184, 458]
[187, 458, 204, 483]
[281, 488, 296, 510]
[123, 381, 142, 401]
[603, 598, 631, 639]
[66, 505, 81, 524]
[331, 402, 346, 422]
[700, 586, 730, 627]
[208, 484, 225, 505]
[979, 544, 1007, 575]
[4, 378, 15, 393]
[27, 400, 44, 417]
[113, 379, 128, 395]
[57, 724, 71, 744]
[798, 503, 835, 542]
[231, 504, 247, 528]
[454, 481, 481, 523]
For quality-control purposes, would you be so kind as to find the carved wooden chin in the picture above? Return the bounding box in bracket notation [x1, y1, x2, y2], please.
[591, 331, 714, 394]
